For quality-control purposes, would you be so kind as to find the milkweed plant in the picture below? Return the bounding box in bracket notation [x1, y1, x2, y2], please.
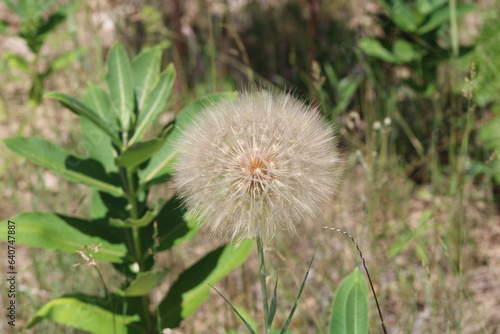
[1, 43, 253, 334]
[2, 42, 380, 333]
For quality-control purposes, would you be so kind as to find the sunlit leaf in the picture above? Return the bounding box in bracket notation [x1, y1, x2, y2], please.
[0, 212, 127, 263]
[132, 47, 162, 111]
[45, 92, 121, 147]
[116, 137, 166, 169]
[81, 85, 117, 173]
[119, 269, 169, 296]
[359, 38, 397, 63]
[106, 43, 134, 131]
[159, 240, 252, 328]
[26, 295, 140, 333]
[130, 64, 175, 144]
[3, 137, 123, 196]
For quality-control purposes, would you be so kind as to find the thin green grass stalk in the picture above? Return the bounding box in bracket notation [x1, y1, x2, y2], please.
[323, 227, 388, 334]
[430, 97, 443, 190]
[209, 282, 256, 334]
[451, 65, 476, 332]
[256, 236, 270, 334]
[449, 0, 459, 58]
[280, 248, 317, 334]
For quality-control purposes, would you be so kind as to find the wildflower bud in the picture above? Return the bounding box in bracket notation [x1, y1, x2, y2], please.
[174, 91, 341, 242]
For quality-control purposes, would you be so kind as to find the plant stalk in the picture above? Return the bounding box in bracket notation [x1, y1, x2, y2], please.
[256, 236, 270, 334]
[126, 168, 153, 333]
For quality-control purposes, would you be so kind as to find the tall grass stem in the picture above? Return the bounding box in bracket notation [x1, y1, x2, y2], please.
[323, 226, 388, 334]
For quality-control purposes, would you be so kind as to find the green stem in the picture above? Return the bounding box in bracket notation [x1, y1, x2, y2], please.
[449, 0, 459, 58]
[256, 236, 270, 334]
[125, 168, 153, 333]
[126, 169, 142, 265]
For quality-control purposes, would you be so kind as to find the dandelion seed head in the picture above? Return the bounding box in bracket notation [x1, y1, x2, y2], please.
[173, 91, 341, 242]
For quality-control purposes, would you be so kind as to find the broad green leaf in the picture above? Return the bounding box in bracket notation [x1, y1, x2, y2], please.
[4, 0, 24, 18]
[271, 331, 294, 334]
[27, 0, 59, 20]
[81, 85, 117, 173]
[119, 269, 169, 296]
[359, 38, 397, 63]
[36, 12, 66, 37]
[392, 39, 423, 63]
[45, 91, 121, 147]
[79, 117, 117, 174]
[130, 64, 176, 144]
[416, 0, 447, 15]
[3, 137, 123, 196]
[417, 4, 476, 34]
[132, 47, 162, 111]
[26, 295, 139, 333]
[329, 268, 369, 334]
[386, 0, 422, 32]
[106, 43, 134, 131]
[116, 137, 166, 169]
[90, 189, 108, 219]
[141, 196, 197, 253]
[83, 84, 112, 121]
[0, 212, 127, 263]
[159, 240, 253, 329]
[139, 92, 237, 186]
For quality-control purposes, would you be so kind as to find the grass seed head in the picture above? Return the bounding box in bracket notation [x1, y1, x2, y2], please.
[173, 91, 341, 242]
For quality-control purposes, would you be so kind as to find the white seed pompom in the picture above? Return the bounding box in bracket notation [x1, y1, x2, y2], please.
[173, 91, 341, 242]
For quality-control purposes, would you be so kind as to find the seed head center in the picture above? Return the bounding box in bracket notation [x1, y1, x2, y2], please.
[249, 156, 267, 177]
[237, 155, 270, 189]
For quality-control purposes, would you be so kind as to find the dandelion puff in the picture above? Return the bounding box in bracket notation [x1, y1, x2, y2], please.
[173, 91, 341, 242]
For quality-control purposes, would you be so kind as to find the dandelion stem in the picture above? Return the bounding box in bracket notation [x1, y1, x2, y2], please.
[256, 236, 270, 334]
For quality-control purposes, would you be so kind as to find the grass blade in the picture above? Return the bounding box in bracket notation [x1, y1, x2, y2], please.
[280, 248, 317, 334]
[268, 277, 279, 329]
[207, 283, 256, 334]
